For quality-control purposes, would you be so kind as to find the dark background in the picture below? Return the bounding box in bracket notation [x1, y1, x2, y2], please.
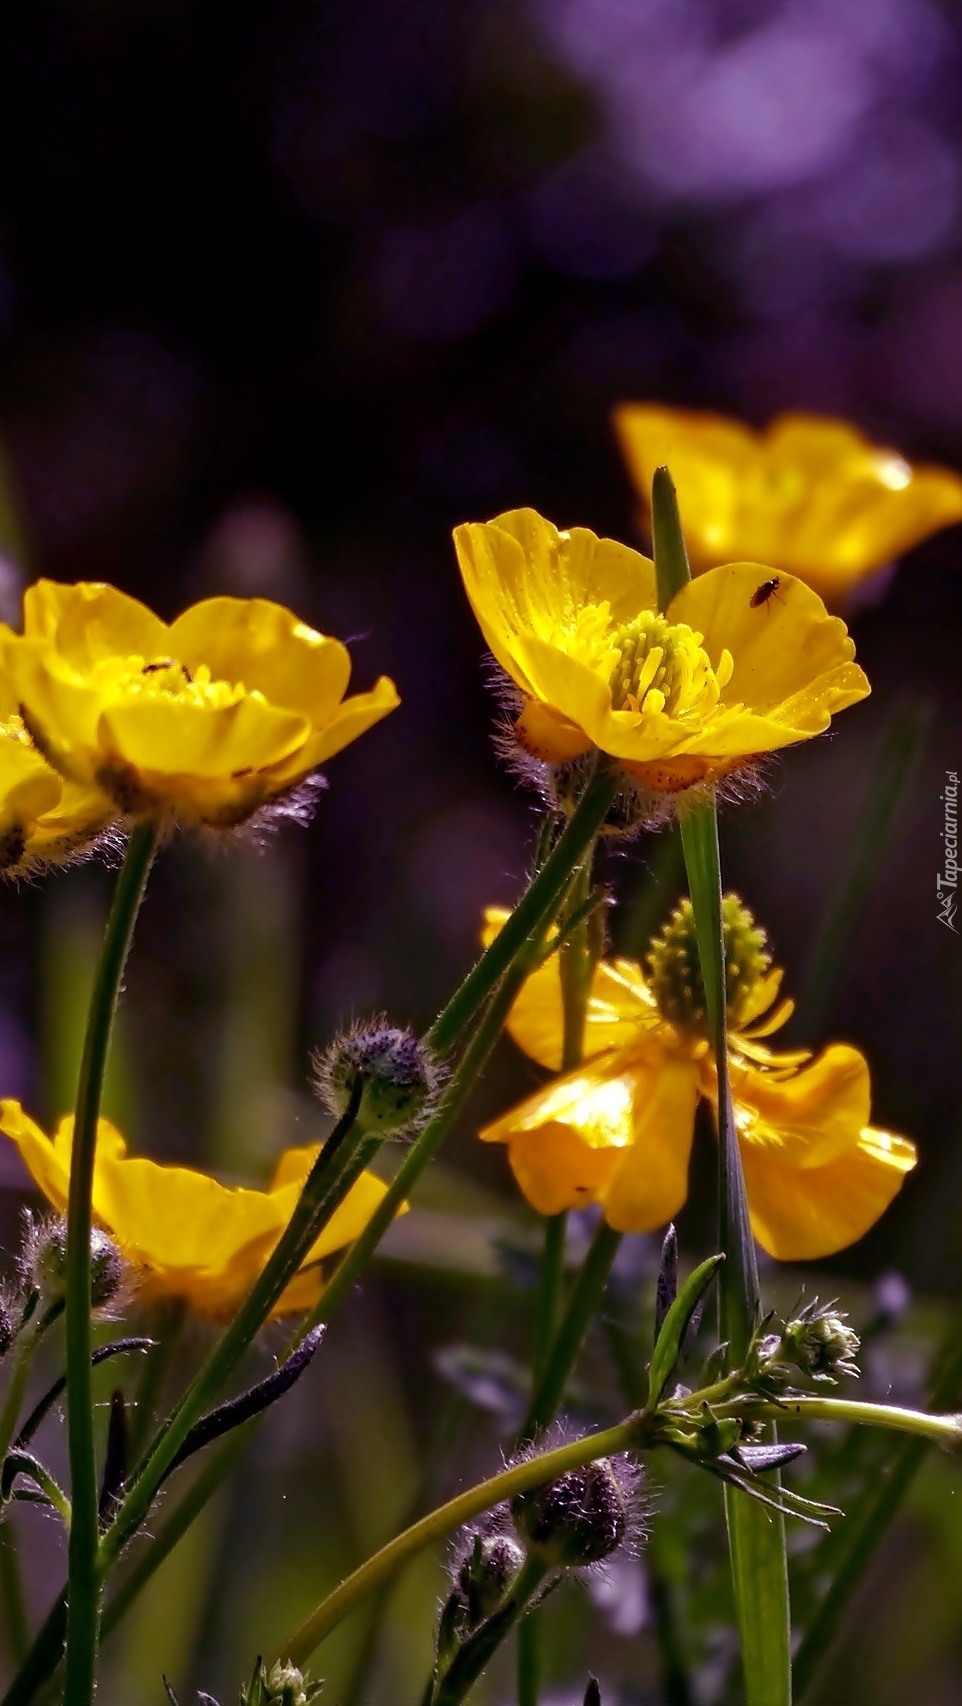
[1, 2, 962, 1702]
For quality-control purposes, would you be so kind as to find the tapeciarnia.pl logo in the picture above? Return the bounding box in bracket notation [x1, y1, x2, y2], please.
[938, 770, 959, 933]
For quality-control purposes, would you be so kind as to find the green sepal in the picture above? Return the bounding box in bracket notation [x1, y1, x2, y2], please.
[647, 1252, 724, 1408]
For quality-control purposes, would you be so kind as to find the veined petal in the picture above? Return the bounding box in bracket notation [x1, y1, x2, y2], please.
[480, 906, 655, 1069]
[169, 599, 352, 722]
[599, 1053, 700, 1233]
[727, 1044, 872, 1170]
[741, 1123, 917, 1260]
[23, 581, 170, 664]
[92, 1154, 286, 1270]
[97, 694, 309, 781]
[269, 1162, 399, 1261]
[668, 565, 869, 721]
[453, 511, 656, 693]
[481, 1045, 698, 1230]
[0, 1101, 72, 1211]
[282, 677, 400, 776]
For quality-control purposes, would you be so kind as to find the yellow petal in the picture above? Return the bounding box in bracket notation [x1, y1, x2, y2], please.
[480, 906, 655, 1069]
[482, 1045, 698, 1232]
[92, 1154, 286, 1272]
[599, 1053, 701, 1233]
[727, 1044, 872, 1170]
[514, 699, 594, 765]
[668, 565, 869, 725]
[169, 599, 352, 723]
[0, 1100, 72, 1211]
[97, 694, 308, 783]
[453, 510, 656, 694]
[287, 676, 401, 774]
[614, 407, 962, 607]
[23, 581, 171, 664]
[741, 1124, 917, 1260]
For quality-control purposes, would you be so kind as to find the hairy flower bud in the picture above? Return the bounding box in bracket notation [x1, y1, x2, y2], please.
[511, 1458, 633, 1568]
[24, 1216, 124, 1310]
[314, 1020, 437, 1136]
[457, 1532, 525, 1625]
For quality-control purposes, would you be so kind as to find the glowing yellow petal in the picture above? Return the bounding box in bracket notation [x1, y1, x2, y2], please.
[514, 699, 594, 765]
[727, 1044, 872, 1170]
[480, 906, 654, 1070]
[599, 1053, 701, 1233]
[668, 565, 869, 729]
[740, 1124, 917, 1260]
[614, 405, 962, 608]
[289, 676, 401, 774]
[0, 1100, 72, 1211]
[169, 599, 352, 723]
[453, 510, 656, 695]
[92, 1155, 285, 1271]
[23, 581, 170, 663]
[482, 1045, 698, 1232]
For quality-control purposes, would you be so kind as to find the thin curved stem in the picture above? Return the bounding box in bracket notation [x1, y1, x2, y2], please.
[63, 821, 158, 1706]
[272, 1418, 641, 1669]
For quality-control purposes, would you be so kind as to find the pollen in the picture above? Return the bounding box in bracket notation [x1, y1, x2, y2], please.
[93, 656, 261, 714]
[607, 613, 727, 720]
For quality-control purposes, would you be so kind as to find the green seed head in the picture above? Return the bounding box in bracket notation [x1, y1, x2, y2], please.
[646, 893, 772, 1035]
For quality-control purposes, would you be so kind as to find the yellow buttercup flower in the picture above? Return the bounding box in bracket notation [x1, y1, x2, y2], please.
[0, 582, 400, 826]
[614, 405, 962, 609]
[0, 1100, 400, 1318]
[0, 716, 115, 878]
[453, 508, 869, 793]
[478, 902, 916, 1260]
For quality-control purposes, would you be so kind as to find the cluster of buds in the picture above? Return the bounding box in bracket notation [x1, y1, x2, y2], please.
[427, 1450, 645, 1705]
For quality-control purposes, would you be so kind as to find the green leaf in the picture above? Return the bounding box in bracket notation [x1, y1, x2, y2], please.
[648, 1253, 724, 1408]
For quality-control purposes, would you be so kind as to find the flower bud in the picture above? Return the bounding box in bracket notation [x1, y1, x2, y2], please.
[511, 1458, 632, 1568]
[314, 1020, 437, 1136]
[457, 1532, 525, 1625]
[24, 1217, 124, 1310]
[240, 1659, 323, 1706]
[781, 1301, 860, 1383]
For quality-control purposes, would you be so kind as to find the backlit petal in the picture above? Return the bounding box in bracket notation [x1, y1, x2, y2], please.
[169, 599, 352, 722]
[727, 1045, 872, 1169]
[741, 1124, 917, 1260]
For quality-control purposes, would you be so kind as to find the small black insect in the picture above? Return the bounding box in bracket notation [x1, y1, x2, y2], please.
[749, 576, 784, 609]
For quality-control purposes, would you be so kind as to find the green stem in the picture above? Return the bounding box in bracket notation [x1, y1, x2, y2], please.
[0, 1301, 62, 1469]
[63, 821, 158, 1706]
[655, 465, 788, 1706]
[272, 1419, 640, 1668]
[101, 1427, 248, 1641]
[0, 1521, 29, 1667]
[300, 928, 560, 1338]
[531, 1216, 568, 1388]
[747, 1394, 962, 1447]
[101, 1082, 370, 1574]
[433, 1556, 550, 1706]
[517, 1617, 540, 1706]
[427, 767, 618, 1056]
[522, 1221, 623, 1441]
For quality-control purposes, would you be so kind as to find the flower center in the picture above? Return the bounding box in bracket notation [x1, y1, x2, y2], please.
[607, 613, 732, 718]
[646, 894, 772, 1036]
[90, 656, 264, 714]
